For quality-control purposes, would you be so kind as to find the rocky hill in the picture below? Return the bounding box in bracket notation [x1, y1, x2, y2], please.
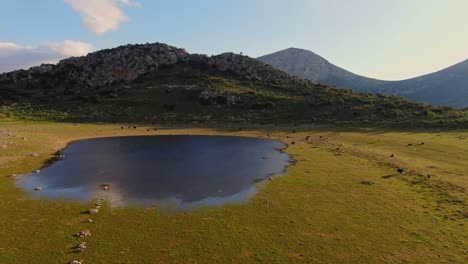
[0, 43, 295, 88]
[0, 42, 466, 128]
[258, 48, 468, 108]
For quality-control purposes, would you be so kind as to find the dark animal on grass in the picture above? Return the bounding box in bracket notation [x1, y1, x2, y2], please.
[407, 144, 413, 146]
[397, 168, 404, 174]
[390, 154, 394, 157]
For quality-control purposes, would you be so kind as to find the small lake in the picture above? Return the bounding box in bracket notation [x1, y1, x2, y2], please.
[16, 136, 291, 210]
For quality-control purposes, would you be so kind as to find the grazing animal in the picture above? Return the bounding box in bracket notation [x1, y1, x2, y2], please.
[390, 154, 394, 157]
[421, 142, 425, 145]
[427, 174, 432, 179]
[291, 141, 296, 145]
[397, 168, 404, 174]
[121, 127, 124, 129]
[133, 126, 137, 129]
[306, 136, 310, 140]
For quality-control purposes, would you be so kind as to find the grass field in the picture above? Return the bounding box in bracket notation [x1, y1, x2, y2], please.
[0, 120, 466, 263]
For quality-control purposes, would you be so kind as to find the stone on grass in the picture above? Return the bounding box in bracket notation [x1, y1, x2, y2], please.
[74, 242, 87, 253]
[87, 208, 99, 215]
[75, 230, 91, 238]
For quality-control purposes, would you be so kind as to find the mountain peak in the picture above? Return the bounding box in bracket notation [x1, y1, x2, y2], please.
[258, 48, 330, 82]
[258, 48, 468, 108]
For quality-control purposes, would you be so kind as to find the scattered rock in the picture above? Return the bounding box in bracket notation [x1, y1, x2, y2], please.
[87, 208, 99, 215]
[34, 170, 40, 173]
[77, 242, 86, 249]
[28, 153, 39, 157]
[100, 184, 110, 190]
[74, 230, 91, 238]
[69, 261, 82, 264]
[34, 187, 44, 191]
[198, 90, 241, 106]
[407, 144, 413, 146]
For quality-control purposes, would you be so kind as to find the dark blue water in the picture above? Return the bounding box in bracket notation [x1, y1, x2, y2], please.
[16, 136, 290, 210]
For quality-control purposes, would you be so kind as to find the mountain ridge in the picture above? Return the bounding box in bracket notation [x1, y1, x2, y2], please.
[0, 42, 466, 128]
[258, 48, 468, 108]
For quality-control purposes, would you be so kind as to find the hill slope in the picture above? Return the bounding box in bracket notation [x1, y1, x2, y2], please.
[0, 43, 467, 127]
[258, 48, 468, 108]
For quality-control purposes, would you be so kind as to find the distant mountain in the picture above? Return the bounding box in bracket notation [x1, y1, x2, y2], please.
[258, 48, 468, 108]
[0, 42, 466, 128]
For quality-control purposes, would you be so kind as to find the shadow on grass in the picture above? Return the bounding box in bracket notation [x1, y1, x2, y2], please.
[381, 174, 398, 179]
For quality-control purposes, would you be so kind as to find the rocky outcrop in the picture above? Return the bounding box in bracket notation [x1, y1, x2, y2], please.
[0, 43, 189, 86]
[198, 90, 241, 106]
[206, 53, 295, 82]
[0, 42, 298, 88]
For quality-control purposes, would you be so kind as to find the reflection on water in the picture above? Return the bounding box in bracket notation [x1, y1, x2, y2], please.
[16, 136, 291, 210]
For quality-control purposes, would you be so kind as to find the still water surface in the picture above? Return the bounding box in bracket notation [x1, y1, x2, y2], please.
[16, 136, 291, 210]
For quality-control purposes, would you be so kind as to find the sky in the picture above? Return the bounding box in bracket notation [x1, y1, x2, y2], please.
[0, 0, 467, 80]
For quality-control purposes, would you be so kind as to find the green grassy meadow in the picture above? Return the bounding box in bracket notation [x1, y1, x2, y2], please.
[0, 120, 466, 263]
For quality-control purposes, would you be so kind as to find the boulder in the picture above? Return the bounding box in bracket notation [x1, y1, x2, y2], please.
[74, 230, 91, 238]
[87, 208, 99, 215]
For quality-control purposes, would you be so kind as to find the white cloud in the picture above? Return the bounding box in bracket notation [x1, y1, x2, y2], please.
[65, 0, 142, 35]
[119, 0, 142, 8]
[0, 40, 95, 73]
